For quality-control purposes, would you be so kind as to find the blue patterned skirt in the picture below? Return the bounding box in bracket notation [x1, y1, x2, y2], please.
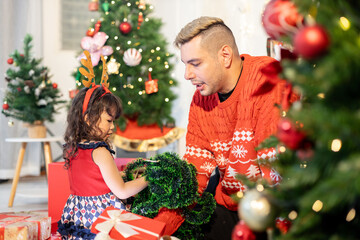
[58, 192, 126, 239]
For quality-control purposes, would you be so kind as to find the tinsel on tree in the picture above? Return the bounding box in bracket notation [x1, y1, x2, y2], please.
[2, 34, 65, 124]
[74, 0, 177, 130]
[232, 0, 360, 239]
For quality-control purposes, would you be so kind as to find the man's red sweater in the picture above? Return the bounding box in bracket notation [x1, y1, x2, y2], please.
[155, 54, 289, 234]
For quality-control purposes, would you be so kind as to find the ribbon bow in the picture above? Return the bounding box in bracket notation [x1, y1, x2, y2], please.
[95, 209, 158, 239]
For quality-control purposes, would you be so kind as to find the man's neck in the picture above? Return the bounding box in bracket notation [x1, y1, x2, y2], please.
[218, 59, 243, 102]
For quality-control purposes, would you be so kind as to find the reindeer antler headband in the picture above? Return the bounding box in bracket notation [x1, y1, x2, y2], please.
[79, 50, 111, 115]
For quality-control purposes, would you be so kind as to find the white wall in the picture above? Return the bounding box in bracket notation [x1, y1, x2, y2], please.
[41, 0, 270, 158]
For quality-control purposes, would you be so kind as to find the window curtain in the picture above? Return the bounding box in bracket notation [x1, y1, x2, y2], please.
[0, 0, 43, 179]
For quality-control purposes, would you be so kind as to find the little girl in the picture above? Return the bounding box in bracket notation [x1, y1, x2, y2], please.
[57, 85, 148, 239]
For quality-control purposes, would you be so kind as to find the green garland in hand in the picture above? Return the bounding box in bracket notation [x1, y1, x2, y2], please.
[124, 152, 216, 239]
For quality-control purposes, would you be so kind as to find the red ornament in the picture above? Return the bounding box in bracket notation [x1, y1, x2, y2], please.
[94, 20, 101, 33]
[137, 12, 144, 30]
[277, 118, 306, 150]
[69, 89, 79, 99]
[86, 28, 95, 37]
[88, 0, 99, 11]
[275, 217, 292, 234]
[17, 87, 22, 92]
[52, 83, 58, 89]
[2, 103, 9, 110]
[119, 21, 132, 34]
[231, 220, 257, 240]
[145, 72, 159, 94]
[293, 25, 330, 59]
[7, 58, 14, 64]
[262, 0, 303, 39]
[20, 54, 24, 57]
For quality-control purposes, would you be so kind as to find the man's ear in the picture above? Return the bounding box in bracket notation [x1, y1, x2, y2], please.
[218, 45, 233, 68]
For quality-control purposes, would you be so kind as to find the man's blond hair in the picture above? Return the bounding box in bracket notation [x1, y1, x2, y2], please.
[174, 16, 239, 56]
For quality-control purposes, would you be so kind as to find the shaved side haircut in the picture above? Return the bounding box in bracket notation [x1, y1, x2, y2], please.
[174, 16, 239, 57]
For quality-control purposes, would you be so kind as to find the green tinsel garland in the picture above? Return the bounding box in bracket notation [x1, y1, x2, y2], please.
[124, 152, 216, 239]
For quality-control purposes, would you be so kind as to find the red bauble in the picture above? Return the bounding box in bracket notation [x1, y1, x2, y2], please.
[119, 22, 132, 34]
[7, 58, 14, 64]
[277, 118, 306, 150]
[262, 0, 303, 39]
[293, 25, 330, 59]
[2, 103, 9, 110]
[86, 28, 95, 37]
[88, 0, 99, 11]
[232, 220, 257, 240]
[275, 217, 292, 234]
[52, 83, 58, 89]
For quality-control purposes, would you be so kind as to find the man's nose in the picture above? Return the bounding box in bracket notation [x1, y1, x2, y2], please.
[184, 66, 195, 80]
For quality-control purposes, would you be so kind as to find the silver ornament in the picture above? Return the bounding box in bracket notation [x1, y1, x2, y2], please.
[238, 189, 277, 232]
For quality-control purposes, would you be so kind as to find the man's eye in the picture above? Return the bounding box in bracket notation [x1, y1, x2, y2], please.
[192, 63, 200, 67]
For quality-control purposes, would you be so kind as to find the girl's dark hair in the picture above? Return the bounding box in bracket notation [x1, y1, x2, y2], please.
[63, 87, 122, 168]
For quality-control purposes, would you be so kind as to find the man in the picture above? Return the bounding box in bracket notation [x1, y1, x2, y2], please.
[156, 16, 290, 239]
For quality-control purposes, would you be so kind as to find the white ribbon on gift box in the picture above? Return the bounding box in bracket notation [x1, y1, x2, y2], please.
[95, 209, 160, 239]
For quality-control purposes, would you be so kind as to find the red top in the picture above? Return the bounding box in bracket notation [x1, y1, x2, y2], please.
[68, 142, 114, 196]
[184, 54, 290, 210]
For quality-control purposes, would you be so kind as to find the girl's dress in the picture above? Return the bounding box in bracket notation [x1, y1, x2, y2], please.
[58, 141, 126, 239]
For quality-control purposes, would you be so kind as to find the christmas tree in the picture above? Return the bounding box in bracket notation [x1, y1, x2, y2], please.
[233, 0, 360, 239]
[74, 0, 177, 131]
[2, 34, 65, 124]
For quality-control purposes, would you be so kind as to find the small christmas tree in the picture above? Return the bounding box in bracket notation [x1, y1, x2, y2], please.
[234, 0, 360, 239]
[2, 34, 65, 124]
[74, 0, 177, 131]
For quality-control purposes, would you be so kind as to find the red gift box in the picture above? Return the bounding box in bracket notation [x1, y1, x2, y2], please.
[48, 162, 71, 233]
[0, 211, 51, 240]
[91, 207, 165, 240]
[48, 159, 135, 233]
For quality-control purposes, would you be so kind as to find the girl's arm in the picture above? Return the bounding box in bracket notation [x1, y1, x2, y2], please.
[93, 147, 148, 199]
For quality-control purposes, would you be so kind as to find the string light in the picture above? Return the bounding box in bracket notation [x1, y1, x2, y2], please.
[111, 0, 115, 4]
[279, 146, 286, 153]
[127, 40, 132, 45]
[236, 191, 244, 198]
[165, 98, 169, 102]
[127, 101, 132, 105]
[156, 47, 161, 51]
[91, 19, 95, 22]
[139, 91, 143, 95]
[148, 67, 153, 72]
[151, 49, 155, 53]
[148, 59, 153, 62]
[156, 56, 161, 60]
[317, 93, 325, 99]
[339, 17, 351, 31]
[127, 2, 131, 6]
[169, 80, 173, 84]
[114, 36, 118, 40]
[166, 52, 170, 56]
[112, 87, 116, 91]
[139, 49, 143, 53]
[288, 210, 298, 220]
[165, 65, 169, 69]
[116, 46, 120, 50]
[331, 139, 342, 152]
[138, 77, 143, 82]
[123, 84, 127, 88]
[256, 184, 264, 192]
[346, 208, 356, 222]
[281, 111, 287, 117]
[300, 161, 307, 168]
[312, 200, 323, 212]
[145, 18, 149, 22]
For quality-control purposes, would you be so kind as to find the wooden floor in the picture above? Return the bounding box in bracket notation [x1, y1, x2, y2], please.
[0, 175, 48, 213]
